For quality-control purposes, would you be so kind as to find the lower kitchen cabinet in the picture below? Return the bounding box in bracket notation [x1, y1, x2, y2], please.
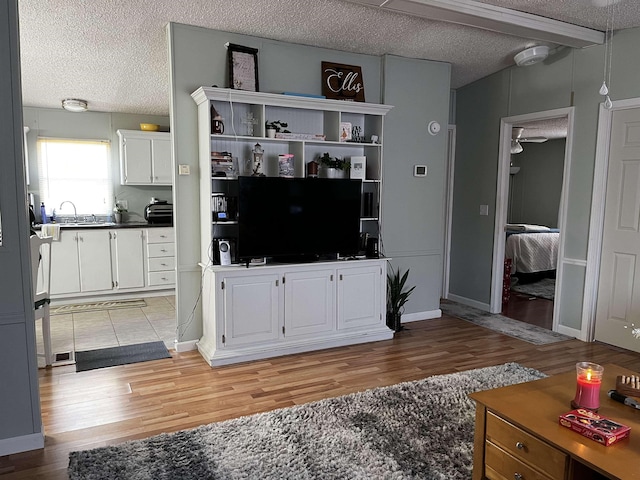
[198, 259, 392, 366]
[49, 226, 174, 300]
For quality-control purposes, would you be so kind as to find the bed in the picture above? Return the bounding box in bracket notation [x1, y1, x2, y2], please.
[504, 224, 559, 282]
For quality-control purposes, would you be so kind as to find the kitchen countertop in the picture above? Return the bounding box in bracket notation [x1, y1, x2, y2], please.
[34, 222, 173, 230]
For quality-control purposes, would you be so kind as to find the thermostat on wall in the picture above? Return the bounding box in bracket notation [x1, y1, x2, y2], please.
[414, 165, 427, 177]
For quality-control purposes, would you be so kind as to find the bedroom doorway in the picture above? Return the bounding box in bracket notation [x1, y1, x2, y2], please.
[490, 108, 575, 333]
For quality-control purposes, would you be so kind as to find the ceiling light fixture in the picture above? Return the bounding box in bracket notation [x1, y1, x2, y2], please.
[511, 139, 523, 154]
[61, 98, 88, 112]
[514, 46, 549, 67]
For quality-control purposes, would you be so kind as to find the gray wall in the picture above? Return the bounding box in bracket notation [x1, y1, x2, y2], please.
[452, 27, 640, 331]
[167, 23, 451, 342]
[0, 0, 42, 449]
[23, 107, 171, 222]
[509, 138, 565, 227]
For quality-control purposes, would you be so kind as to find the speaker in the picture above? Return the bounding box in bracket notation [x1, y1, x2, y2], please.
[366, 237, 379, 258]
[218, 239, 232, 265]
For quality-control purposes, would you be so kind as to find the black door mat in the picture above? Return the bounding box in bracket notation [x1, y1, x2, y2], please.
[75, 341, 171, 372]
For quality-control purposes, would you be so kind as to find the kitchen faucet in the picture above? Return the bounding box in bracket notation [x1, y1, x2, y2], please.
[59, 200, 78, 222]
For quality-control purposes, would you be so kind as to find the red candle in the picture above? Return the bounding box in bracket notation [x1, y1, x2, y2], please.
[572, 362, 604, 410]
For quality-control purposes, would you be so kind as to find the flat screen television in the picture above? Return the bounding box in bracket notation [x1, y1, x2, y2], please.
[238, 176, 362, 262]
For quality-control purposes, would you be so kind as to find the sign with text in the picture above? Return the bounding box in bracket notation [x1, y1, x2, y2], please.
[322, 62, 365, 102]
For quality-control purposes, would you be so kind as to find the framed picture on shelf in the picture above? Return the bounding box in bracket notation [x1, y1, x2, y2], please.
[227, 43, 259, 92]
[350, 156, 366, 179]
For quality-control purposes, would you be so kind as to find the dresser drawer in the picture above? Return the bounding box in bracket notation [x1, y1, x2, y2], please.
[147, 227, 173, 243]
[148, 270, 176, 286]
[485, 441, 555, 480]
[148, 256, 176, 272]
[486, 412, 567, 479]
[147, 242, 175, 258]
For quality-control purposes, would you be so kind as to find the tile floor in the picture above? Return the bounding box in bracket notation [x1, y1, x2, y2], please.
[35, 295, 176, 368]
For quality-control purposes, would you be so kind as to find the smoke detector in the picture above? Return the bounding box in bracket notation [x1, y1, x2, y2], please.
[514, 46, 549, 67]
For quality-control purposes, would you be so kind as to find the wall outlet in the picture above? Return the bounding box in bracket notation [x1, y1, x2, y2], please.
[479, 204, 489, 216]
[179, 164, 190, 175]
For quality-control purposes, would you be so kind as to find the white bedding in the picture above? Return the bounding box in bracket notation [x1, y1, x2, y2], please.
[505, 232, 559, 274]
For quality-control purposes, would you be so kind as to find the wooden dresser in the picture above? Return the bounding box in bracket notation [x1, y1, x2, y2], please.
[470, 364, 640, 480]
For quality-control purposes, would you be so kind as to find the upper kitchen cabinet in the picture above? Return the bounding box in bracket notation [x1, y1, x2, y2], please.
[117, 129, 172, 185]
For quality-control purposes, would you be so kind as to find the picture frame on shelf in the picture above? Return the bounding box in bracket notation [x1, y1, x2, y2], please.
[350, 156, 366, 179]
[227, 43, 259, 92]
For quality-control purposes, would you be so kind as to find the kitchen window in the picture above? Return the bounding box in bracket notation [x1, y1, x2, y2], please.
[37, 138, 112, 217]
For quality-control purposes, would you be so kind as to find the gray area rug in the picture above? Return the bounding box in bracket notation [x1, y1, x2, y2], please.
[68, 363, 546, 480]
[511, 278, 555, 301]
[441, 301, 572, 345]
[75, 341, 171, 372]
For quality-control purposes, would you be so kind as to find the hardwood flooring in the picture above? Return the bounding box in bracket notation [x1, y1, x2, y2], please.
[503, 290, 554, 329]
[3, 314, 640, 479]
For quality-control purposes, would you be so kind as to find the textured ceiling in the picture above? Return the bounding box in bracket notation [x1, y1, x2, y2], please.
[17, 0, 640, 116]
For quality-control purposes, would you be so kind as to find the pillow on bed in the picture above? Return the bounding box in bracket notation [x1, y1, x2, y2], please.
[506, 224, 551, 232]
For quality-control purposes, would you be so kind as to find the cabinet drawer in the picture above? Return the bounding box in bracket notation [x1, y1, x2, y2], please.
[485, 441, 555, 480]
[147, 242, 175, 258]
[486, 412, 567, 479]
[148, 270, 176, 286]
[147, 227, 173, 243]
[148, 256, 176, 272]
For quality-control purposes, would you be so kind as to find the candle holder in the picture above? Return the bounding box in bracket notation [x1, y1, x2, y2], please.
[571, 362, 604, 411]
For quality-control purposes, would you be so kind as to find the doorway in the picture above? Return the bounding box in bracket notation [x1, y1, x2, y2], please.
[490, 108, 575, 334]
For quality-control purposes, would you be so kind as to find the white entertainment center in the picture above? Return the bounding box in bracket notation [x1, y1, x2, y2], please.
[191, 87, 394, 366]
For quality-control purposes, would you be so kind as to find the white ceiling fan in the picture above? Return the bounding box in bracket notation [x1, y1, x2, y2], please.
[511, 127, 548, 154]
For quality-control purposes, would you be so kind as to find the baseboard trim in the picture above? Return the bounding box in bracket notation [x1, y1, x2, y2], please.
[174, 339, 198, 352]
[0, 430, 44, 456]
[447, 293, 491, 312]
[402, 309, 442, 323]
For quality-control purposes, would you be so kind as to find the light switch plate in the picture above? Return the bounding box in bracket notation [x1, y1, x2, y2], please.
[480, 204, 489, 216]
[179, 164, 190, 175]
[414, 165, 427, 177]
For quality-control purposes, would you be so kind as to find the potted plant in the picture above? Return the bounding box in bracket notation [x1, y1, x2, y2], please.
[265, 120, 290, 138]
[387, 266, 415, 332]
[318, 152, 350, 178]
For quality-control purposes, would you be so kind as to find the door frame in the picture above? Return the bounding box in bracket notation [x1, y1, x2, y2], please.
[441, 124, 456, 299]
[490, 107, 575, 334]
[583, 97, 640, 341]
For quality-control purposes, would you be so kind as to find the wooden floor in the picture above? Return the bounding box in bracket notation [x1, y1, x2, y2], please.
[2, 314, 640, 479]
[503, 290, 554, 329]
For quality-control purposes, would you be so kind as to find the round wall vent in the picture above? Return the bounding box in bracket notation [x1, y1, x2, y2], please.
[514, 46, 549, 67]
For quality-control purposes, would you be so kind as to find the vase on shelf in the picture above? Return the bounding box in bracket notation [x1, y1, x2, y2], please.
[319, 166, 347, 179]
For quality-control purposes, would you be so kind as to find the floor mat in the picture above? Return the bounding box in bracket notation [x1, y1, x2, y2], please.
[75, 341, 171, 372]
[511, 278, 555, 301]
[51, 299, 146, 315]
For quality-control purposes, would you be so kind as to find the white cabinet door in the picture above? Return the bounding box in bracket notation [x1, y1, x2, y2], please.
[284, 269, 334, 337]
[151, 137, 172, 185]
[50, 231, 80, 295]
[337, 264, 382, 330]
[77, 230, 113, 292]
[223, 274, 280, 346]
[111, 229, 145, 289]
[121, 135, 152, 184]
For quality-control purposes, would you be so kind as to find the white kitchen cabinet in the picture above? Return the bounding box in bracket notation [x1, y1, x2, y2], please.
[117, 129, 172, 185]
[50, 230, 81, 295]
[77, 229, 113, 292]
[111, 229, 145, 289]
[146, 227, 176, 287]
[198, 259, 390, 366]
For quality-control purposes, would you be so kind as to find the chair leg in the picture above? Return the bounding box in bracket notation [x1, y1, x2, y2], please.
[42, 304, 53, 366]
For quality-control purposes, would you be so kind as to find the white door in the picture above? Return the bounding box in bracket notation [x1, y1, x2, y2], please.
[151, 138, 172, 185]
[112, 229, 145, 289]
[337, 264, 382, 330]
[284, 269, 334, 337]
[223, 274, 280, 346]
[50, 231, 80, 295]
[594, 107, 640, 353]
[122, 136, 152, 184]
[77, 230, 113, 292]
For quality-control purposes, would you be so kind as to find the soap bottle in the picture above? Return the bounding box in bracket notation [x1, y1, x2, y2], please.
[40, 202, 48, 224]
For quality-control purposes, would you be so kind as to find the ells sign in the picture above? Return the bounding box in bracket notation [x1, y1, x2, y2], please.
[322, 62, 365, 102]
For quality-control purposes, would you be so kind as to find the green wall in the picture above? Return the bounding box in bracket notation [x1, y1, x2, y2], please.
[168, 23, 451, 342]
[452, 27, 640, 331]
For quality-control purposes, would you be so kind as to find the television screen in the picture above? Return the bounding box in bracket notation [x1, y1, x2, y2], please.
[238, 176, 362, 261]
